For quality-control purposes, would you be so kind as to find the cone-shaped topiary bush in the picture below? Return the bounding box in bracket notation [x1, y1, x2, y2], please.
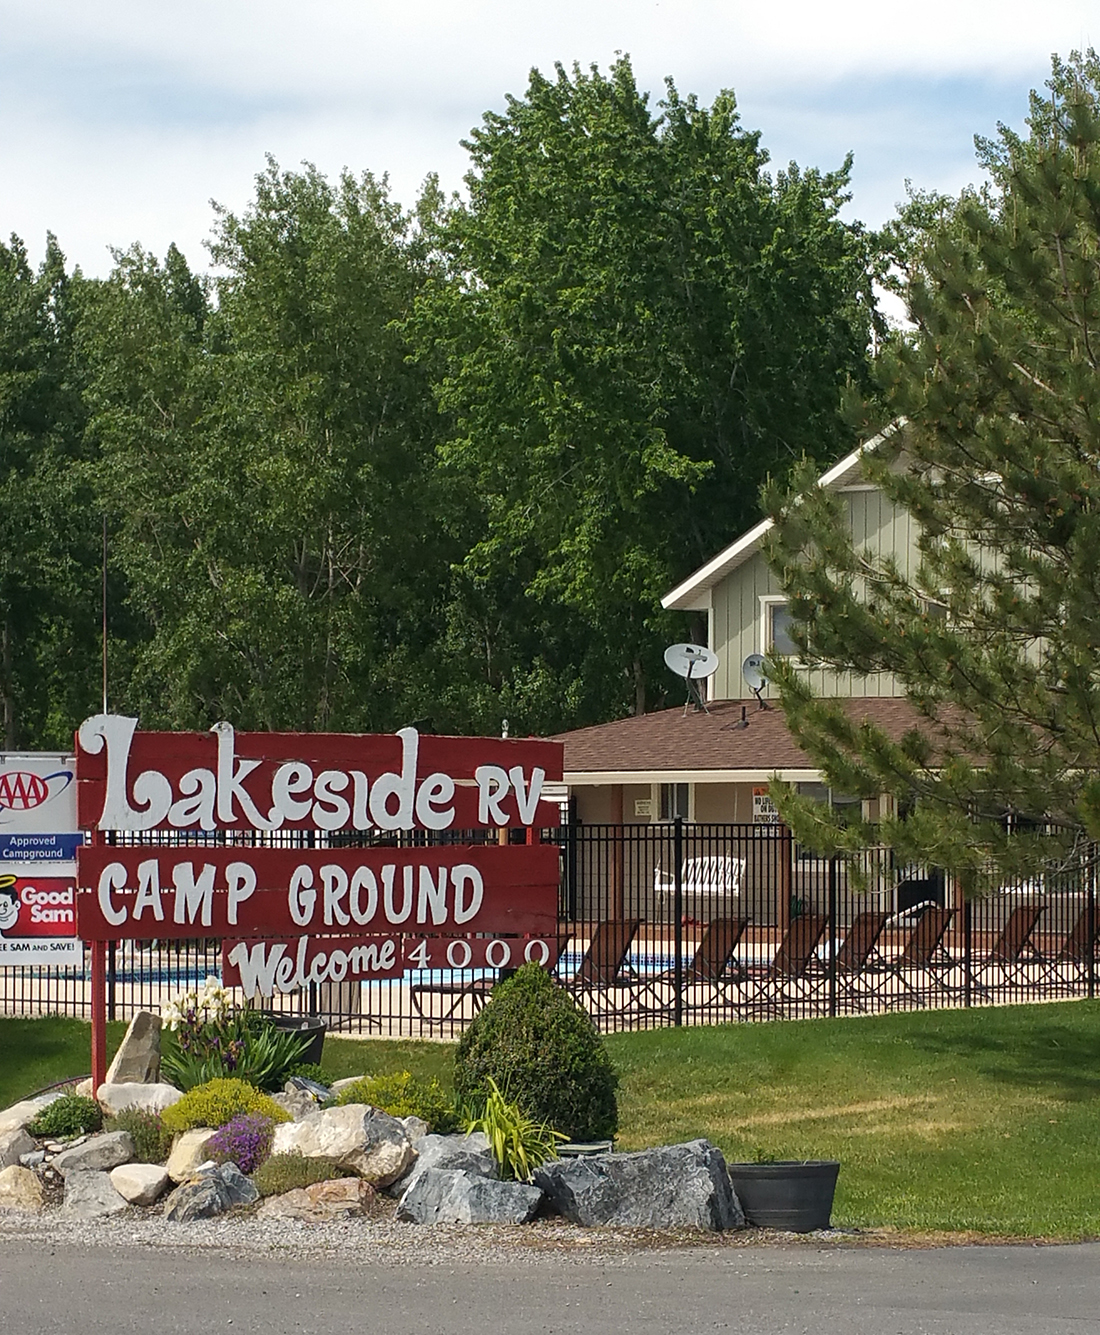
[453, 963, 618, 1141]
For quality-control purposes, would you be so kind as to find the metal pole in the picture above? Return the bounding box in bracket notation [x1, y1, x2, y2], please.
[673, 815, 684, 1027]
[1089, 853, 1096, 1001]
[91, 940, 107, 1090]
[107, 940, 117, 1022]
[828, 854, 838, 1018]
[964, 895, 973, 1008]
[101, 514, 108, 714]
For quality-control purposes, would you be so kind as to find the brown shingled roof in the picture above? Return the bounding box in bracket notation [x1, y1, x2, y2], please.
[554, 698, 938, 778]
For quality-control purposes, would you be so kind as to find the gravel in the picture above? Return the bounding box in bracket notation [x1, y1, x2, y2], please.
[0, 1205, 875, 1266]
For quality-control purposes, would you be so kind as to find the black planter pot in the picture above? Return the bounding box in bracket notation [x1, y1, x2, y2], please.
[259, 1011, 326, 1067]
[728, 1160, 840, 1232]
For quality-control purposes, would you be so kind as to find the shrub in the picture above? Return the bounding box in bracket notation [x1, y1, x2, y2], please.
[105, 1108, 173, 1164]
[463, 1078, 565, 1182]
[26, 1094, 102, 1139]
[331, 1072, 458, 1132]
[161, 1078, 291, 1134]
[453, 963, 618, 1141]
[206, 1113, 275, 1174]
[252, 1152, 344, 1197]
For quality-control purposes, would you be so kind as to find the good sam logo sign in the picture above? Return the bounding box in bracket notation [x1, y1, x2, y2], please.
[0, 871, 80, 963]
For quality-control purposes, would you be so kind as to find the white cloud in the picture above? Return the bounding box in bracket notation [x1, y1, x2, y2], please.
[1, 0, 1094, 274]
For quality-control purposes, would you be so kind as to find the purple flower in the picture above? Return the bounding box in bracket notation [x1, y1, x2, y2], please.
[205, 1114, 275, 1175]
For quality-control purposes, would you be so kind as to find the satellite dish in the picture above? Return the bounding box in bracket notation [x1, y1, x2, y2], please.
[665, 643, 718, 715]
[664, 644, 719, 679]
[742, 653, 772, 710]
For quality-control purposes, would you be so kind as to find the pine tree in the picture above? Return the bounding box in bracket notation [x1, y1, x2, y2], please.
[763, 52, 1100, 888]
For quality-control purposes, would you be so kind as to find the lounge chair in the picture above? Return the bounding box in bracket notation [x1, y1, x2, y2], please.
[887, 904, 957, 1000]
[634, 917, 750, 1015]
[743, 914, 830, 1017]
[973, 902, 1045, 992]
[565, 919, 643, 1020]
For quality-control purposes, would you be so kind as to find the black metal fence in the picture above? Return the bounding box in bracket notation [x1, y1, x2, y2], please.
[3, 820, 1096, 1037]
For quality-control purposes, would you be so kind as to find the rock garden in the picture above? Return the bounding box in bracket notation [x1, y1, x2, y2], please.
[0, 966, 767, 1235]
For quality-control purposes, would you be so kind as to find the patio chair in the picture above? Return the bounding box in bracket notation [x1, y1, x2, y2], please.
[818, 909, 892, 1010]
[887, 904, 957, 1000]
[633, 916, 750, 1015]
[743, 914, 830, 1017]
[972, 902, 1046, 993]
[409, 934, 570, 1028]
[562, 918, 644, 1018]
[1035, 904, 1100, 990]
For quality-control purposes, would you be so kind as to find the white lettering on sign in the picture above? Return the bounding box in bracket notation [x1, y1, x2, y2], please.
[226, 936, 399, 998]
[78, 716, 542, 834]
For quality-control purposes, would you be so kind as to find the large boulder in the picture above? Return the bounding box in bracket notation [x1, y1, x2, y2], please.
[257, 1178, 373, 1222]
[165, 1128, 217, 1183]
[104, 1011, 161, 1085]
[271, 1104, 414, 1187]
[0, 1127, 35, 1170]
[53, 1130, 134, 1175]
[397, 1168, 542, 1225]
[110, 1163, 170, 1205]
[0, 1164, 45, 1213]
[534, 1140, 744, 1231]
[163, 1162, 258, 1221]
[387, 1131, 494, 1198]
[97, 1082, 182, 1117]
[61, 1169, 129, 1218]
[271, 1084, 318, 1122]
[0, 1092, 63, 1136]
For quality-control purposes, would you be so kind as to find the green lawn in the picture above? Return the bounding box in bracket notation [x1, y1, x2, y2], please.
[4, 1002, 1100, 1238]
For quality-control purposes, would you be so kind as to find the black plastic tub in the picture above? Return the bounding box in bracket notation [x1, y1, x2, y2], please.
[258, 1012, 326, 1067]
[728, 1160, 840, 1232]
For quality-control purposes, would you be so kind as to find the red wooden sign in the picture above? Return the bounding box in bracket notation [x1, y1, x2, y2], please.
[76, 843, 559, 941]
[221, 931, 566, 996]
[76, 716, 563, 833]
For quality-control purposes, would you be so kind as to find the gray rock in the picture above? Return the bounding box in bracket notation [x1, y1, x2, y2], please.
[386, 1131, 495, 1198]
[400, 1115, 430, 1144]
[104, 1010, 162, 1084]
[0, 1093, 63, 1136]
[397, 1168, 542, 1225]
[53, 1130, 134, 1175]
[327, 1076, 365, 1095]
[534, 1140, 744, 1231]
[0, 1127, 35, 1170]
[195, 1161, 259, 1208]
[18, 1150, 45, 1169]
[110, 1163, 170, 1205]
[61, 1169, 129, 1218]
[271, 1104, 414, 1187]
[162, 1162, 258, 1220]
[272, 1086, 318, 1121]
[96, 1082, 182, 1116]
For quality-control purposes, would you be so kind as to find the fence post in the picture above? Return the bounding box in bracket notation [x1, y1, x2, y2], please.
[673, 816, 684, 1027]
[1089, 855, 1096, 1001]
[964, 896, 973, 1008]
[828, 854, 838, 1018]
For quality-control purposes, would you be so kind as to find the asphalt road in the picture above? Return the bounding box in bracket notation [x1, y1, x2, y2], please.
[2, 1240, 1100, 1335]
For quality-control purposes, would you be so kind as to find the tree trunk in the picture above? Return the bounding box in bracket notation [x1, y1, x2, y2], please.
[633, 657, 646, 716]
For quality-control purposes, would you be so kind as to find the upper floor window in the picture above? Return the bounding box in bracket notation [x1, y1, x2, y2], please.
[762, 597, 799, 657]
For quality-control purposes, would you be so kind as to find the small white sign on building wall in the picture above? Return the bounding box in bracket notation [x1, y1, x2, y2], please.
[752, 785, 780, 824]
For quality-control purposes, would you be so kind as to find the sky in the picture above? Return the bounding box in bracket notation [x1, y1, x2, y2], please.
[1, 1, 1097, 281]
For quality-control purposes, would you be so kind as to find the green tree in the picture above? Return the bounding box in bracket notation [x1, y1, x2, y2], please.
[83, 164, 450, 731]
[0, 235, 100, 747]
[763, 51, 1100, 885]
[416, 57, 878, 731]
